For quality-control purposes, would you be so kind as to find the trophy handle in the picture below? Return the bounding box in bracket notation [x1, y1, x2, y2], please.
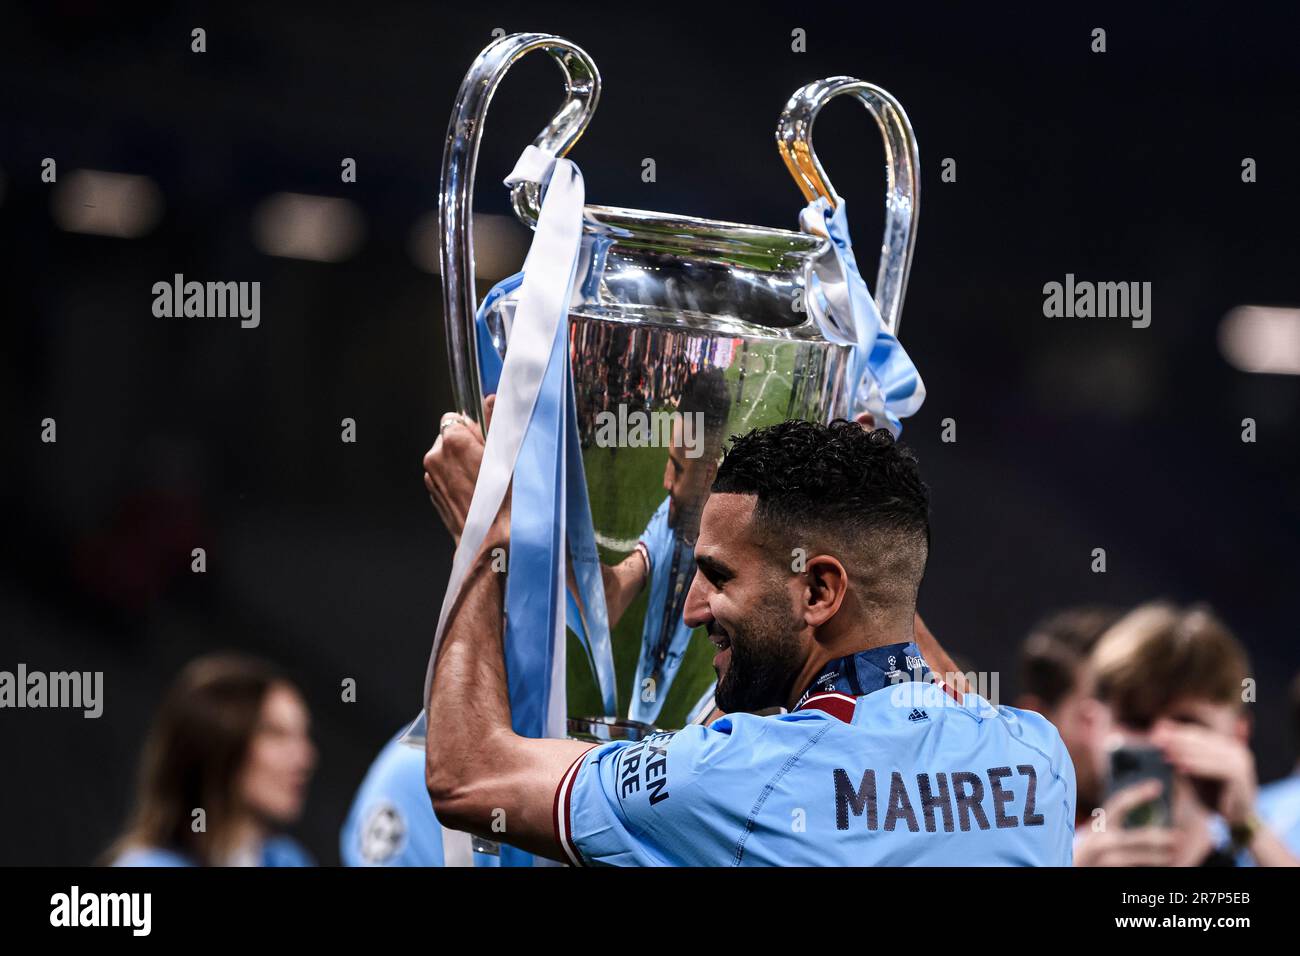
[775, 78, 920, 336]
[439, 33, 601, 427]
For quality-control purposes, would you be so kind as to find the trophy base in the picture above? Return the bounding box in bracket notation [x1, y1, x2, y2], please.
[567, 716, 656, 742]
[400, 713, 657, 750]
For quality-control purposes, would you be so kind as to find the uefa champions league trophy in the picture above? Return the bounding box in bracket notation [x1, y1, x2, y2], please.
[412, 32, 923, 863]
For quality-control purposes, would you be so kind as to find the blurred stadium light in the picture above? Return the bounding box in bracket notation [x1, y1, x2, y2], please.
[252, 192, 365, 263]
[407, 211, 527, 282]
[1219, 306, 1300, 375]
[51, 169, 163, 238]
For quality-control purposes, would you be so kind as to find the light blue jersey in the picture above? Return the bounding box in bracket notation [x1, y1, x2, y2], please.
[558, 642, 1075, 866]
[628, 496, 697, 724]
[342, 730, 502, 867]
[1222, 771, 1300, 865]
[1194, 772, 1300, 867]
[1257, 773, 1300, 856]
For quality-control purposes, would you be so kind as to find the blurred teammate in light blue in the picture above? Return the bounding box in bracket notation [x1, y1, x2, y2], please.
[109, 655, 316, 867]
[422, 418, 1076, 866]
[341, 727, 500, 866]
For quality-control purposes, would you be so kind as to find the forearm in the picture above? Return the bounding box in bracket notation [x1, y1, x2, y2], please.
[426, 534, 514, 805]
[1245, 824, 1300, 867]
[601, 550, 648, 627]
[424, 527, 596, 856]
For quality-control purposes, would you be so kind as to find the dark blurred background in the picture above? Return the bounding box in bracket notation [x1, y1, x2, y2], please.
[2, 1, 1297, 865]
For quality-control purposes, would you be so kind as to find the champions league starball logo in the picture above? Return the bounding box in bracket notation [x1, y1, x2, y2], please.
[359, 802, 406, 864]
[885, 655, 907, 682]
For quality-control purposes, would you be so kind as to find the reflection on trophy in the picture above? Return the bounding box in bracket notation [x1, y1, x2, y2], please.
[434, 32, 920, 740]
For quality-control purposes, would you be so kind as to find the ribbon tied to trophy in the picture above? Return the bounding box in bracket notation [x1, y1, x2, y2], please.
[799, 195, 926, 435]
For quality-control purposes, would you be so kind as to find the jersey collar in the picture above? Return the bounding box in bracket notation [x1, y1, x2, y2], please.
[793, 641, 944, 720]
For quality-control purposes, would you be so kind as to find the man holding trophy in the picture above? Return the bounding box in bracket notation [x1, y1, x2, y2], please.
[423, 415, 1075, 865]
[411, 33, 1075, 865]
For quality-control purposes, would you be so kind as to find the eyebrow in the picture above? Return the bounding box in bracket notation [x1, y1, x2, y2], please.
[695, 553, 736, 580]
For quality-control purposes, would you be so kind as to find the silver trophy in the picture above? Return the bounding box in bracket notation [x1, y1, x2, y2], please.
[440, 33, 920, 735]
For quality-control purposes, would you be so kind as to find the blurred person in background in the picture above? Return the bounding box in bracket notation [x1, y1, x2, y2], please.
[1015, 606, 1123, 828]
[1251, 671, 1300, 856]
[1074, 603, 1297, 867]
[108, 654, 317, 867]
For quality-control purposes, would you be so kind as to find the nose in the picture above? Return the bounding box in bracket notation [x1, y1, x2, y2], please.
[682, 569, 712, 629]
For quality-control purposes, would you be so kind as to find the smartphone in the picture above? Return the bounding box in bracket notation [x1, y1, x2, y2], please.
[1107, 743, 1173, 829]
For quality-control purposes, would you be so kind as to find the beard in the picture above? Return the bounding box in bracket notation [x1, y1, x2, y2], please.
[713, 589, 804, 714]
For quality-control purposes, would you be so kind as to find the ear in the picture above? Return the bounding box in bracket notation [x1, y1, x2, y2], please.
[801, 553, 850, 627]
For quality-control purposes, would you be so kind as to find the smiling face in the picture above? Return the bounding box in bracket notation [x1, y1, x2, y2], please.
[685, 419, 932, 714]
[683, 493, 808, 713]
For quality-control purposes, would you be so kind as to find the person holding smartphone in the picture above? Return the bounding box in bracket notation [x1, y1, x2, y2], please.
[1074, 603, 1297, 867]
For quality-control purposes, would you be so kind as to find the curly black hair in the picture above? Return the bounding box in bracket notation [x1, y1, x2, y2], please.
[712, 419, 931, 597]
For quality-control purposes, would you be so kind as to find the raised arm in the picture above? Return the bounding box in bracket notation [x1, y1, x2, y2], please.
[422, 418, 594, 860]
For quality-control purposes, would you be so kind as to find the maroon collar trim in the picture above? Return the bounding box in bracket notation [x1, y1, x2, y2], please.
[794, 691, 858, 723]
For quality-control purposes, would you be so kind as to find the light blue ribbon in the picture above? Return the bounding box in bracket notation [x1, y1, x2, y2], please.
[502, 308, 568, 738]
[800, 196, 926, 434]
[474, 277, 617, 716]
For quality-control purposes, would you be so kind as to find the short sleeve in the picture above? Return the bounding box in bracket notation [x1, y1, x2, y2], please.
[636, 497, 673, 575]
[554, 719, 768, 866]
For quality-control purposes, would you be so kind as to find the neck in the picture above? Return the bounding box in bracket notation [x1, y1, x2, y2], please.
[783, 608, 915, 710]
